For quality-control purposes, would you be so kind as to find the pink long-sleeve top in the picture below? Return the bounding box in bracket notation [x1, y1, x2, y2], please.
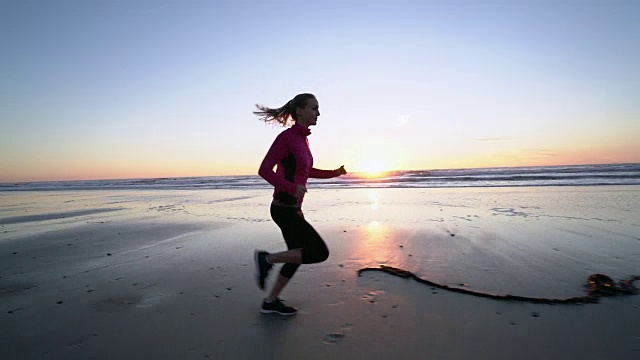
[258, 124, 338, 207]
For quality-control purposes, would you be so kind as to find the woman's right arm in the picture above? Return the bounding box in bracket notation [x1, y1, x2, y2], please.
[258, 134, 298, 195]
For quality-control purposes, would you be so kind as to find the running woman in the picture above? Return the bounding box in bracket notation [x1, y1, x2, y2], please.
[254, 93, 347, 315]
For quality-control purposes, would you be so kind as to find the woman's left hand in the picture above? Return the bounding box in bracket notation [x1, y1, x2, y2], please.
[336, 165, 347, 176]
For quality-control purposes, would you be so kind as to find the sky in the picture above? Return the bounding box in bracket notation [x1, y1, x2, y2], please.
[1, 0, 639, 182]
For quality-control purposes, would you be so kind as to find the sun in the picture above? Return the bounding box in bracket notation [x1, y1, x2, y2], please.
[359, 159, 386, 178]
[346, 138, 404, 178]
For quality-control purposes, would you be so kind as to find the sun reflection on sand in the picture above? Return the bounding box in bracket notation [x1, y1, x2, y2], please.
[349, 220, 406, 266]
[366, 221, 382, 235]
[369, 190, 379, 210]
[364, 221, 388, 255]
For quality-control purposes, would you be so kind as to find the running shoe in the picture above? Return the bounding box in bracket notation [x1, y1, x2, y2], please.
[260, 298, 297, 316]
[254, 250, 272, 290]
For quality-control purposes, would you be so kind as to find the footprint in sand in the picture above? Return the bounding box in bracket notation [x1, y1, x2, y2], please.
[94, 295, 141, 312]
[66, 333, 100, 348]
[137, 293, 168, 308]
[323, 323, 352, 344]
[323, 333, 345, 344]
[361, 290, 385, 304]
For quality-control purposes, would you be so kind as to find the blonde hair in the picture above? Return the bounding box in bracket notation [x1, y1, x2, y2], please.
[254, 93, 316, 126]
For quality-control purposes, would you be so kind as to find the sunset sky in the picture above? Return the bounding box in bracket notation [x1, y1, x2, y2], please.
[1, 0, 639, 182]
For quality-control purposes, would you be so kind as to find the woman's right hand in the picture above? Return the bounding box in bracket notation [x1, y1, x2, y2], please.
[295, 184, 307, 198]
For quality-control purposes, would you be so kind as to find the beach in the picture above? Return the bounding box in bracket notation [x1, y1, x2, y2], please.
[1, 186, 639, 359]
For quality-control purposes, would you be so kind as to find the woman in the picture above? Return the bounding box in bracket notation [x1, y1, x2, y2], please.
[254, 93, 347, 315]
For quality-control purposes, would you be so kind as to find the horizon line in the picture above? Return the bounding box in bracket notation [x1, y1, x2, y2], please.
[2, 162, 638, 185]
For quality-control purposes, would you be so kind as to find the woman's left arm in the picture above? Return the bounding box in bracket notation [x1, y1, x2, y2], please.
[309, 165, 347, 179]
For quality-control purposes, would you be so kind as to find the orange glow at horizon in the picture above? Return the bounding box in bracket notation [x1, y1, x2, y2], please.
[2, 137, 638, 182]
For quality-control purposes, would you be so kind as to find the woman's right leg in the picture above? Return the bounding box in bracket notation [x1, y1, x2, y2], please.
[266, 274, 291, 302]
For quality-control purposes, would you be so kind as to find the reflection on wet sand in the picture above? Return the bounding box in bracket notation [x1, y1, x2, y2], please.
[369, 190, 379, 210]
[347, 220, 409, 268]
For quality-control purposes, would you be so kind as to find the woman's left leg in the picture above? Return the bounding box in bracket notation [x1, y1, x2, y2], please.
[267, 248, 302, 264]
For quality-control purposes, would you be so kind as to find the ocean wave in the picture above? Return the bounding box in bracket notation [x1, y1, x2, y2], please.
[2, 163, 639, 191]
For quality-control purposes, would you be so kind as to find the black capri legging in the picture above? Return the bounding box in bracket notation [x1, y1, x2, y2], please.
[270, 204, 329, 279]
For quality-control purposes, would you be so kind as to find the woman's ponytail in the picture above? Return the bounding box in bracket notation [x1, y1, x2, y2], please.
[254, 93, 315, 126]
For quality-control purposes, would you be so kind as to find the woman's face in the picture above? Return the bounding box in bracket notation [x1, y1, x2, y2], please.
[296, 98, 320, 127]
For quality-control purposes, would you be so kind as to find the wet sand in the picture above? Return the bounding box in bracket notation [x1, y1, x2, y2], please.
[1, 187, 639, 359]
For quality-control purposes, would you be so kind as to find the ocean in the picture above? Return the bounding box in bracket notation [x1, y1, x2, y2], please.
[1, 163, 639, 191]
